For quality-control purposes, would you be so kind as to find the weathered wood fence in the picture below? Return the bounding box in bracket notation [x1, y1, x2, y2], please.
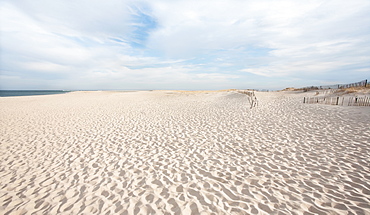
[348, 96, 370, 106]
[301, 79, 368, 92]
[338, 79, 368, 89]
[239, 90, 258, 108]
[303, 96, 370, 106]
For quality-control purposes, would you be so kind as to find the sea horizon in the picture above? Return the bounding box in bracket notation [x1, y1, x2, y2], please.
[0, 90, 71, 97]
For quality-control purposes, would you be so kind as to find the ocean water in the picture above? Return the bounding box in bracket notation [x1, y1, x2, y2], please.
[0, 90, 70, 97]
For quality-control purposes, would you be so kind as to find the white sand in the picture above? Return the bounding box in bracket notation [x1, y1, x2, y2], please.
[1, 90, 370, 214]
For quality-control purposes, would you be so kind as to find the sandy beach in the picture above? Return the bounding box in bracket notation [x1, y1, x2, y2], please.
[1, 90, 370, 214]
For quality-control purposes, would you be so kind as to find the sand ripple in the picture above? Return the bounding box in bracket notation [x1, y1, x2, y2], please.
[1, 90, 370, 214]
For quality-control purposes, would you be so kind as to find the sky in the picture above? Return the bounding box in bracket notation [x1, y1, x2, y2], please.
[1, 0, 370, 90]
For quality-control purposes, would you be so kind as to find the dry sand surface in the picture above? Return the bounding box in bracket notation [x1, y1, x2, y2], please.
[1, 90, 370, 214]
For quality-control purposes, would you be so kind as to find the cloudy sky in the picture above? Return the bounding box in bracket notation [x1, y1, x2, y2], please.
[1, 0, 370, 90]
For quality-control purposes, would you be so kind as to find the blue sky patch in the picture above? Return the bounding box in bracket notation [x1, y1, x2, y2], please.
[129, 6, 157, 48]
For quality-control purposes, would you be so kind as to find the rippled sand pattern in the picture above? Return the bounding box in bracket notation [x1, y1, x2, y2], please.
[1, 91, 370, 214]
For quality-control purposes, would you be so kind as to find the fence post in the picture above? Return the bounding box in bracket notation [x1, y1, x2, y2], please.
[336, 97, 339, 105]
[303, 97, 305, 103]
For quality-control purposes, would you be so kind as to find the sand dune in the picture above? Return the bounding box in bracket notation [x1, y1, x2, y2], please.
[1, 90, 370, 214]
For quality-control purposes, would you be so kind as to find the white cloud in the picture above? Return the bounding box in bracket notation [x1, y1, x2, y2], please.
[1, 0, 370, 90]
[4, 0, 133, 39]
[146, 0, 370, 78]
[146, 0, 322, 54]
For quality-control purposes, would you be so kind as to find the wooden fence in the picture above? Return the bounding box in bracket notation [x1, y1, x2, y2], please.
[239, 90, 258, 108]
[301, 79, 368, 92]
[338, 79, 368, 89]
[303, 96, 370, 106]
[348, 96, 370, 106]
